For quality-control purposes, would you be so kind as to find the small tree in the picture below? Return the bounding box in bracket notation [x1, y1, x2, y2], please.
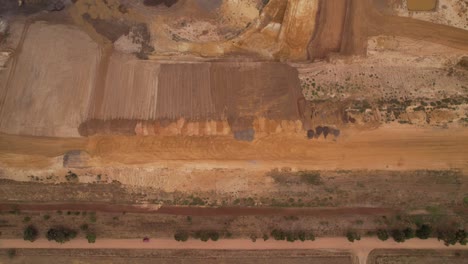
[391, 230, 406, 243]
[376, 229, 389, 241]
[209, 231, 220, 241]
[23, 225, 38, 242]
[403, 228, 415, 239]
[174, 231, 189, 242]
[86, 233, 96, 243]
[416, 224, 432, 239]
[456, 230, 467, 245]
[346, 231, 361, 242]
[271, 229, 286, 240]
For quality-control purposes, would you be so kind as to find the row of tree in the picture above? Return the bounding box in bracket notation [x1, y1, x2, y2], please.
[172, 225, 467, 246]
[374, 225, 467, 246]
[23, 225, 96, 243]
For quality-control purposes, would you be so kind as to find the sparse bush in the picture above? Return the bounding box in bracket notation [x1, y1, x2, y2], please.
[86, 233, 96, 243]
[250, 234, 257, 242]
[346, 231, 361, 242]
[174, 231, 189, 242]
[300, 171, 322, 185]
[263, 234, 269, 241]
[23, 225, 38, 242]
[23, 216, 31, 223]
[65, 171, 78, 182]
[193, 231, 219, 242]
[43, 215, 50, 220]
[46, 227, 77, 243]
[80, 224, 89, 231]
[376, 229, 389, 241]
[271, 229, 314, 242]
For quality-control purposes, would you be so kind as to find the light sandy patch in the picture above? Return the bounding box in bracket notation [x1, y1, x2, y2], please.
[0, 22, 100, 137]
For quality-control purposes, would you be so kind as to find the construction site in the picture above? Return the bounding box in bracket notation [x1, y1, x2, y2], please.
[0, 0, 467, 263]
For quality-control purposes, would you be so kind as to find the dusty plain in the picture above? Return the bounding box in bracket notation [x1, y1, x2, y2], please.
[0, 0, 467, 263]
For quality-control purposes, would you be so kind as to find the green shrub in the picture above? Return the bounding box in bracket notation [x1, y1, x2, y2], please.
[23, 216, 31, 223]
[456, 230, 467, 245]
[416, 224, 432, 239]
[174, 231, 189, 242]
[46, 227, 77, 243]
[86, 233, 96, 243]
[376, 229, 389, 241]
[194, 231, 219, 242]
[263, 234, 269, 241]
[23, 225, 38, 242]
[346, 231, 361, 242]
[271, 229, 286, 240]
[403, 228, 415, 239]
[391, 230, 406, 243]
[271, 229, 314, 242]
[438, 229, 458, 246]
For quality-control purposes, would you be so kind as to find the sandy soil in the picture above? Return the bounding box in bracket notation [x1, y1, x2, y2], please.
[1, 126, 467, 170]
[0, 21, 100, 137]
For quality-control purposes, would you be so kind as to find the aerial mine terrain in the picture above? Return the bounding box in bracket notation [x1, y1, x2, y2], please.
[0, 0, 467, 263]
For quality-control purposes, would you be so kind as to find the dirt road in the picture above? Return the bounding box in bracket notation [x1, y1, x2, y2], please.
[1, 238, 466, 264]
[1, 126, 467, 170]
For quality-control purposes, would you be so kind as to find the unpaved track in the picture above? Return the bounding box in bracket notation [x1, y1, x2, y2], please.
[1, 238, 466, 264]
[1, 126, 467, 170]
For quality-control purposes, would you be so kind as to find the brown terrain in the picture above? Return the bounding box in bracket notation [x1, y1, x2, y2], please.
[0, 0, 467, 263]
